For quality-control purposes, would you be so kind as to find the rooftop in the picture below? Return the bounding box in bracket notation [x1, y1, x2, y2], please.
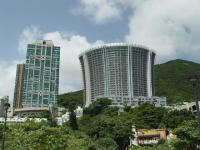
[79, 43, 156, 57]
[35, 40, 54, 46]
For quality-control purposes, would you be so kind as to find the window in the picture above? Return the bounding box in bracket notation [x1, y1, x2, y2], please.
[33, 83, 39, 91]
[43, 99, 48, 104]
[42, 46, 46, 55]
[50, 83, 55, 91]
[46, 47, 52, 56]
[32, 94, 38, 101]
[34, 70, 40, 78]
[35, 59, 40, 66]
[44, 82, 49, 91]
[28, 44, 35, 49]
[45, 59, 51, 67]
[36, 49, 41, 55]
[30, 58, 34, 65]
[29, 69, 33, 78]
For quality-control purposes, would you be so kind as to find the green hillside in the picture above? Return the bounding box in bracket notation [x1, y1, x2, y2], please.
[58, 90, 83, 107]
[59, 59, 200, 105]
[155, 59, 200, 104]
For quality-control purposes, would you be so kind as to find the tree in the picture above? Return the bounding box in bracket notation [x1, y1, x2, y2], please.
[64, 100, 79, 130]
[83, 98, 112, 116]
[163, 109, 195, 129]
[60, 96, 79, 130]
[66, 131, 92, 150]
[6, 121, 92, 150]
[6, 122, 68, 150]
[80, 109, 132, 150]
[0, 124, 4, 139]
[58, 90, 83, 107]
[89, 138, 118, 150]
[113, 112, 133, 150]
[130, 103, 167, 129]
[102, 107, 119, 116]
[40, 110, 57, 127]
[171, 120, 200, 150]
[69, 111, 78, 130]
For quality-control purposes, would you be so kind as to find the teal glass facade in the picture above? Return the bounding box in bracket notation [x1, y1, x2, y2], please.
[22, 40, 60, 107]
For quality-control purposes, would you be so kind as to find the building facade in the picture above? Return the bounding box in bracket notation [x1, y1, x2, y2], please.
[0, 96, 9, 117]
[79, 43, 166, 107]
[166, 101, 200, 115]
[130, 126, 168, 147]
[13, 64, 25, 108]
[14, 40, 60, 108]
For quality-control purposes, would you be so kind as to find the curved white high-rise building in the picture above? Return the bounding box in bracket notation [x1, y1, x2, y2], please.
[79, 43, 166, 107]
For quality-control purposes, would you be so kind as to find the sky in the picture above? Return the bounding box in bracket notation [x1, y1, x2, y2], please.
[1, 0, 200, 103]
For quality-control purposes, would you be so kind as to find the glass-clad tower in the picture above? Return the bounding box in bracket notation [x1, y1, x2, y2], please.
[21, 40, 60, 107]
[79, 43, 166, 107]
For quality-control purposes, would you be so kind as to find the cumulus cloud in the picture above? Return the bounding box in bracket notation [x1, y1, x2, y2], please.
[125, 0, 200, 62]
[18, 25, 41, 54]
[78, 0, 200, 62]
[78, 0, 131, 24]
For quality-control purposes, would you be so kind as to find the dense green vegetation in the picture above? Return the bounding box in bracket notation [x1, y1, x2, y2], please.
[155, 59, 200, 104]
[58, 90, 83, 107]
[172, 120, 200, 150]
[6, 120, 91, 150]
[58, 59, 200, 105]
[4, 99, 199, 150]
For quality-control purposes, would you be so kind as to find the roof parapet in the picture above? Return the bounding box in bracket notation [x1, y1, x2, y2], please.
[79, 43, 156, 57]
[35, 40, 54, 46]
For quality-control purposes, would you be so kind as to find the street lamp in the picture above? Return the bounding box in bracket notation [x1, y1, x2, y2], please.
[1, 102, 10, 150]
[188, 75, 200, 129]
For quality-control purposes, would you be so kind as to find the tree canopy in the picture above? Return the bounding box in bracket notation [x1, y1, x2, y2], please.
[3, 100, 198, 150]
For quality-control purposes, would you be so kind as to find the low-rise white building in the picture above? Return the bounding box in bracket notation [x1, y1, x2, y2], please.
[56, 106, 83, 125]
[0, 117, 47, 124]
[166, 101, 200, 114]
[103, 96, 167, 107]
[75, 106, 83, 118]
[14, 107, 49, 117]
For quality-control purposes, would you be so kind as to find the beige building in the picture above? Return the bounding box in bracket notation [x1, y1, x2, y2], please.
[130, 126, 168, 147]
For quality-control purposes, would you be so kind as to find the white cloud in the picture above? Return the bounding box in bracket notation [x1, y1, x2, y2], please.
[78, 0, 200, 62]
[18, 25, 41, 54]
[78, 0, 130, 24]
[125, 0, 200, 62]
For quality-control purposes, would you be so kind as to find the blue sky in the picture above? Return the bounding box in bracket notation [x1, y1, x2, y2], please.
[1, 0, 200, 100]
[0, 0, 129, 60]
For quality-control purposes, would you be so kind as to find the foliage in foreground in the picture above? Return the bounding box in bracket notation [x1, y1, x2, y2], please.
[171, 120, 200, 150]
[6, 120, 91, 150]
[3, 99, 199, 150]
